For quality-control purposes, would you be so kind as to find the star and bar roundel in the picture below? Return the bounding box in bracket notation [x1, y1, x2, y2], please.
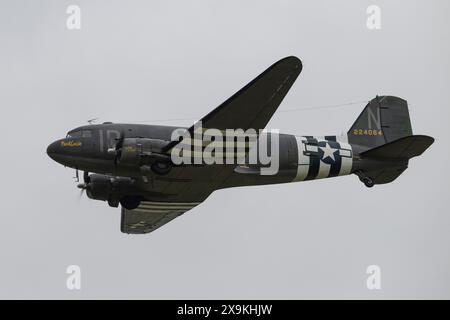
[293, 136, 353, 181]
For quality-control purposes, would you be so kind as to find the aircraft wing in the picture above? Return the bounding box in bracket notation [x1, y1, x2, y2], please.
[120, 201, 201, 234]
[164, 56, 302, 151]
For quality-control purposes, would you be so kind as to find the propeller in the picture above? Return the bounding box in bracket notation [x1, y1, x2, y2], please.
[78, 188, 84, 200]
[107, 130, 125, 165]
[74, 169, 79, 182]
[77, 171, 91, 199]
[84, 170, 90, 184]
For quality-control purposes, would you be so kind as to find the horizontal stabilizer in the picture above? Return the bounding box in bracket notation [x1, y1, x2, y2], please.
[360, 135, 434, 159]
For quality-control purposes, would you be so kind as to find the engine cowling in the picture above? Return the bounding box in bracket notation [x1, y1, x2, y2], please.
[118, 138, 171, 166]
[85, 174, 134, 202]
[78, 172, 143, 209]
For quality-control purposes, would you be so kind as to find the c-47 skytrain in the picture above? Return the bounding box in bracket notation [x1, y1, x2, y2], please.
[47, 56, 434, 234]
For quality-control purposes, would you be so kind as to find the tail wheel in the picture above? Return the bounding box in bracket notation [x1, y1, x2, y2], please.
[120, 195, 141, 210]
[362, 177, 375, 188]
[356, 171, 375, 188]
[151, 161, 172, 175]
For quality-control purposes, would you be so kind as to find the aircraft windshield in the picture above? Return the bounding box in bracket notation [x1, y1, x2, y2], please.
[66, 130, 92, 138]
[66, 131, 81, 138]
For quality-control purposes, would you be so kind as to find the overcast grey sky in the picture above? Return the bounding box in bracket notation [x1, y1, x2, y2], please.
[0, 0, 449, 299]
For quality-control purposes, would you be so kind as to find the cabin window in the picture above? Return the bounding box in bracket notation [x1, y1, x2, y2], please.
[82, 130, 92, 138]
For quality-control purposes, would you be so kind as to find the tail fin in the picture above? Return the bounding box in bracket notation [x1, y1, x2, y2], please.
[348, 96, 413, 150]
[350, 96, 434, 186]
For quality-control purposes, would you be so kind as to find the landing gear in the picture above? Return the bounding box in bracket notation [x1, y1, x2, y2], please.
[361, 177, 375, 188]
[151, 161, 172, 175]
[108, 199, 120, 208]
[120, 195, 141, 210]
[355, 171, 375, 188]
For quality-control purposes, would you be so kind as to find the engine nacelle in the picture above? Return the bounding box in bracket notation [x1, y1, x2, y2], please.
[118, 138, 170, 166]
[85, 174, 134, 202]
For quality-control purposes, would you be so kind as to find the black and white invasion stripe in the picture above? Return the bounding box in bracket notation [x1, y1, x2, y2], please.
[292, 135, 352, 182]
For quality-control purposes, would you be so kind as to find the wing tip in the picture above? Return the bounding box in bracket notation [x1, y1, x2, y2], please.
[277, 55, 303, 73]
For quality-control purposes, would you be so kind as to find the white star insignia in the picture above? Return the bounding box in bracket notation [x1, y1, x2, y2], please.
[320, 143, 338, 162]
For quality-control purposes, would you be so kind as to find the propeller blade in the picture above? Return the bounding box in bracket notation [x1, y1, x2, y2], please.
[83, 171, 90, 184]
[114, 130, 125, 165]
[78, 188, 85, 200]
[74, 169, 79, 182]
[116, 130, 125, 150]
[77, 172, 89, 202]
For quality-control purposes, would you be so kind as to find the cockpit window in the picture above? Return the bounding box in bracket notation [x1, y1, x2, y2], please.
[66, 130, 92, 138]
[66, 131, 82, 138]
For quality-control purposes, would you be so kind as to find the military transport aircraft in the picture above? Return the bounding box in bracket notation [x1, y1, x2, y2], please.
[47, 56, 434, 234]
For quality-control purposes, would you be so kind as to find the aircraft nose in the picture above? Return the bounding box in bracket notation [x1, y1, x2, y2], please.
[46, 140, 61, 160]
